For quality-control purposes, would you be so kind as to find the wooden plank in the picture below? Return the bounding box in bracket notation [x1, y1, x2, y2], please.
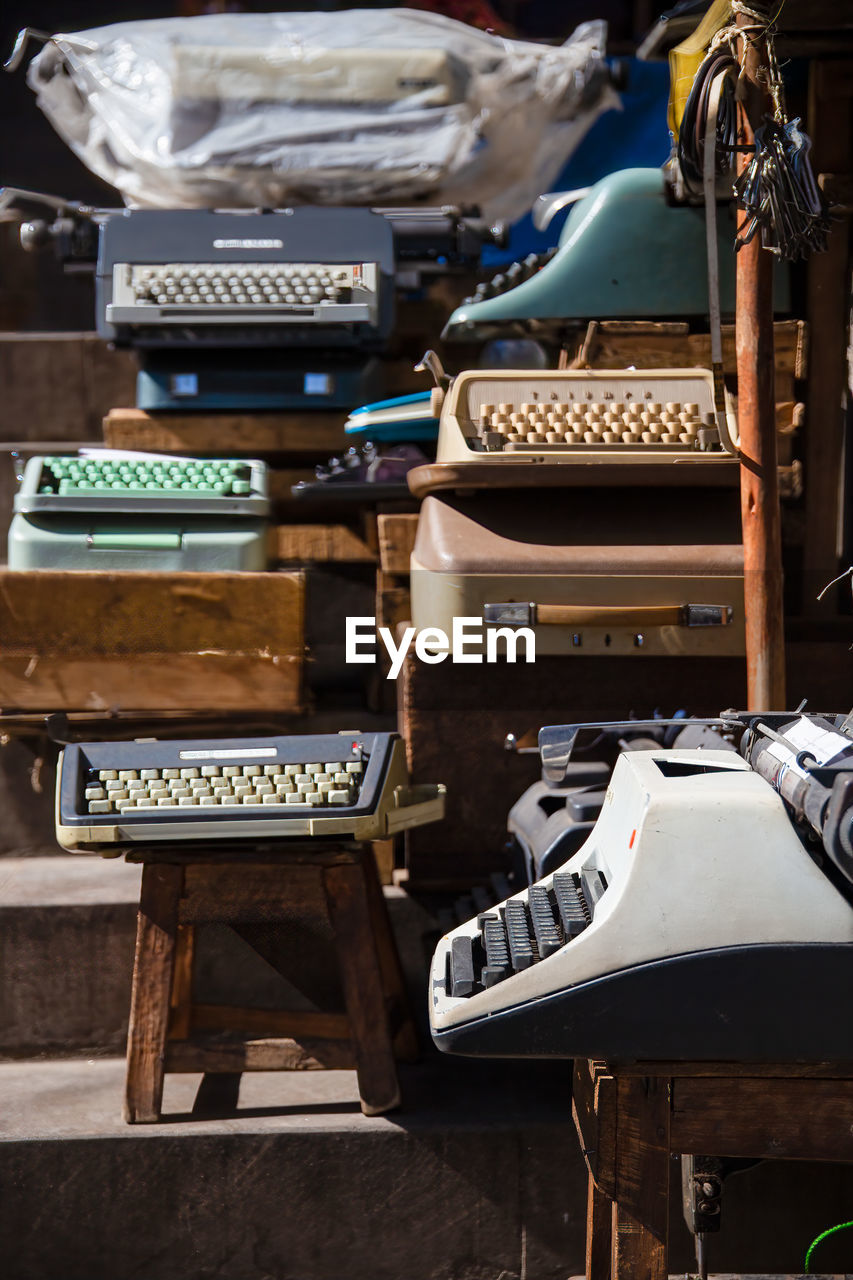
[612, 1074, 670, 1280]
[272, 523, 376, 565]
[607, 1060, 853, 1078]
[376, 570, 412, 636]
[190, 1004, 351, 1040]
[670, 1077, 853, 1160]
[803, 62, 852, 613]
[168, 925, 195, 1041]
[579, 319, 807, 380]
[180, 862, 319, 923]
[360, 850, 419, 1063]
[324, 860, 401, 1115]
[103, 407, 350, 456]
[124, 863, 183, 1124]
[165, 1035, 355, 1072]
[0, 332, 137, 442]
[377, 513, 419, 574]
[0, 570, 304, 714]
[585, 1173, 612, 1280]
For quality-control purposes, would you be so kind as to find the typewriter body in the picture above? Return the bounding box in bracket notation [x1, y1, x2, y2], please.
[441, 168, 789, 343]
[56, 731, 445, 853]
[9, 454, 269, 571]
[430, 717, 853, 1062]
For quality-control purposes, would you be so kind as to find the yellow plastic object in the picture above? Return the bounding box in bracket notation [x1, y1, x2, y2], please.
[668, 0, 733, 140]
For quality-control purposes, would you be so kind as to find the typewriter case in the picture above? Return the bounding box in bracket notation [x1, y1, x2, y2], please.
[410, 488, 745, 658]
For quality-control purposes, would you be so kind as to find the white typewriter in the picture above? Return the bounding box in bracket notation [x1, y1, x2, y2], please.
[56, 731, 445, 853]
[430, 367, 739, 467]
[430, 716, 853, 1062]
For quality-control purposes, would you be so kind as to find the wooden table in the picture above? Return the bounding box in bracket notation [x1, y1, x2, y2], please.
[572, 1058, 853, 1279]
[124, 842, 418, 1123]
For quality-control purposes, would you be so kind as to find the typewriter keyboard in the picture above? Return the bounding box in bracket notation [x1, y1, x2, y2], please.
[128, 263, 356, 307]
[83, 759, 365, 814]
[468, 399, 718, 451]
[448, 873, 593, 997]
[35, 456, 259, 499]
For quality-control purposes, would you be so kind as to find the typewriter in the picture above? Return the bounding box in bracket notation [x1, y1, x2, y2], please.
[430, 713, 853, 1062]
[8, 454, 269, 571]
[441, 167, 789, 343]
[56, 731, 445, 853]
[344, 391, 438, 443]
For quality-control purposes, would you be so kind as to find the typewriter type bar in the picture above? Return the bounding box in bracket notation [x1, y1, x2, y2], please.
[430, 748, 853, 1062]
[432, 368, 738, 466]
[56, 732, 445, 852]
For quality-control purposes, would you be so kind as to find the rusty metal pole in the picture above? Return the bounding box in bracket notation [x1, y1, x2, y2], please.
[735, 8, 786, 709]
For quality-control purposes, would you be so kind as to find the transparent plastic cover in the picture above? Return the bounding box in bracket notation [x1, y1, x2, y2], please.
[26, 10, 617, 220]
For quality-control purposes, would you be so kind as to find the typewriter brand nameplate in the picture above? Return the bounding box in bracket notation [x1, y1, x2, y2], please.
[179, 748, 278, 760]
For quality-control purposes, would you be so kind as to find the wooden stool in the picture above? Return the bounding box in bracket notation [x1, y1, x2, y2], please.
[123, 843, 418, 1123]
[572, 1059, 853, 1279]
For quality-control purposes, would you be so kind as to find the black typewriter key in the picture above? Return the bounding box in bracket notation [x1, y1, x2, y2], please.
[528, 884, 563, 959]
[552, 872, 589, 939]
[503, 899, 537, 971]
[450, 936, 476, 997]
[479, 914, 511, 987]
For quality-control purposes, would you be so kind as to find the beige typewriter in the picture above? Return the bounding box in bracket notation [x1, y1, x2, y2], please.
[409, 367, 739, 497]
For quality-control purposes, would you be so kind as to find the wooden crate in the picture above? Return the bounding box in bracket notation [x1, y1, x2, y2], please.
[0, 332, 137, 442]
[103, 408, 350, 458]
[377, 513, 419, 575]
[0, 569, 305, 714]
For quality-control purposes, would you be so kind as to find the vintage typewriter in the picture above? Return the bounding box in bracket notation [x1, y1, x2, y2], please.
[8, 453, 269, 571]
[56, 730, 445, 852]
[408, 366, 739, 497]
[430, 713, 853, 1062]
[440, 167, 789, 344]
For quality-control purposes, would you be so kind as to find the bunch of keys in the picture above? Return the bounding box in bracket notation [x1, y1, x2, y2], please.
[735, 115, 831, 260]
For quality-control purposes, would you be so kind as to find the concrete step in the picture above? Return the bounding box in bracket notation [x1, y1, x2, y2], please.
[0, 856, 439, 1059]
[0, 1054, 586, 1280]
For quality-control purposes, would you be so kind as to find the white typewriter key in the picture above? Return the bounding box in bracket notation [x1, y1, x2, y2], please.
[255, 783, 274, 796]
[306, 762, 323, 775]
[201, 766, 221, 777]
[328, 790, 350, 805]
[242, 765, 261, 777]
[306, 792, 324, 805]
[665, 402, 680, 414]
[285, 794, 307, 804]
[157, 798, 177, 807]
[271, 774, 288, 786]
[318, 780, 335, 794]
[276, 784, 294, 796]
[118, 770, 138, 781]
[242, 794, 261, 805]
[85, 786, 106, 800]
[622, 431, 642, 444]
[526, 432, 546, 444]
[98, 770, 118, 781]
[479, 403, 495, 419]
[178, 797, 197, 807]
[199, 796, 219, 805]
[324, 762, 343, 774]
[648, 403, 662, 414]
[263, 764, 279, 776]
[180, 768, 199, 779]
[345, 762, 363, 774]
[565, 432, 583, 444]
[661, 432, 680, 444]
[602, 431, 620, 444]
[284, 764, 301, 777]
[222, 766, 241, 777]
[545, 432, 563, 444]
[262, 794, 283, 805]
[507, 433, 524, 443]
[583, 431, 602, 444]
[334, 773, 350, 785]
[136, 798, 155, 808]
[161, 768, 180, 779]
[297, 781, 314, 794]
[234, 784, 252, 798]
[171, 787, 190, 799]
[111, 789, 129, 802]
[295, 773, 311, 785]
[88, 800, 111, 813]
[221, 796, 241, 806]
[149, 787, 169, 800]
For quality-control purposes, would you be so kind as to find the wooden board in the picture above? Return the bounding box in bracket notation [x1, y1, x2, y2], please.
[103, 408, 350, 456]
[272, 523, 376, 565]
[377, 513, 419, 574]
[0, 332, 137, 443]
[568, 319, 807, 383]
[0, 569, 304, 713]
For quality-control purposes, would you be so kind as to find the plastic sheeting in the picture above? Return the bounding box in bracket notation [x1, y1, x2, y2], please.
[25, 10, 617, 221]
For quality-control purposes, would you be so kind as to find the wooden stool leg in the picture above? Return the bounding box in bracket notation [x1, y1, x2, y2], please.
[611, 1076, 670, 1280]
[124, 864, 183, 1124]
[360, 849, 419, 1063]
[169, 924, 195, 1041]
[586, 1172, 612, 1280]
[324, 861, 401, 1117]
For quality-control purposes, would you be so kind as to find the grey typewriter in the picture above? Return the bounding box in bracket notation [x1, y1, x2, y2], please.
[430, 713, 853, 1062]
[56, 731, 445, 852]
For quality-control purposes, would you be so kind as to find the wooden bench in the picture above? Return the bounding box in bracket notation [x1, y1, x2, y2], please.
[572, 1058, 853, 1279]
[124, 842, 418, 1123]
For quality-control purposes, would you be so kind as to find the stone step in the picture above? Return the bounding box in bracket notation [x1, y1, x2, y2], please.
[0, 856, 437, 1059]
[0, 1054, 585, 1280]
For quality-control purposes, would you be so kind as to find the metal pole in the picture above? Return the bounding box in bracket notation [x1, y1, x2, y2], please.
[735, 6, 786, 709]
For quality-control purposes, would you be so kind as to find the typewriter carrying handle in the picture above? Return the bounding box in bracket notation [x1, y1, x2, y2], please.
[484, 603, 733, 628]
